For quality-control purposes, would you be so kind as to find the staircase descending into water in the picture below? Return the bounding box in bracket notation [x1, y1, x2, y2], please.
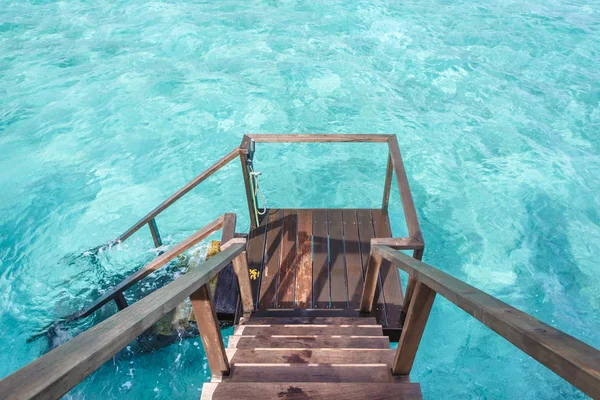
[202, 315, 422, 399]
[0, 135, 598, 400]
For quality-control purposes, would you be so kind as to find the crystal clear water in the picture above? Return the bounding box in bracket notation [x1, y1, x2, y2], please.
[1, 0, 599, 398]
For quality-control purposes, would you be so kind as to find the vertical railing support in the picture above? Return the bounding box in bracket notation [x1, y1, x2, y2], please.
[359, 251, 384, 312]
[148, 218, 163, 248]
[402, 248, 424, 318]
[382, 152, 393, 211]
[240, 136, 257, 228]
[190, 284, 230, 378]
[232, 251, 254, 315]
[114, 292, 128, 310]
[392, 281, 436, 375]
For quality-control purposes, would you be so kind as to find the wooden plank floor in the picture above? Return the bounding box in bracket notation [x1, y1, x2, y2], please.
[246, 208, 404, 335]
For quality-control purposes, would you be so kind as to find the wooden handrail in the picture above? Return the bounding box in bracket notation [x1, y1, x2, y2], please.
[364, 244, 600, 398]
[371, 237, 424, 250]
[245, 134, 393, 143]
[68, 214, 229, 321]
[116, 148, 240, 243]
[0, 239, 247, 400]
[387, 136, 422, 243]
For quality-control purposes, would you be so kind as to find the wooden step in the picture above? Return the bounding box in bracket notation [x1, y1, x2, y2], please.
[234, 324, 383, 336]
[227, 364, 400, 383]
[247, 309, 363, 318]
[202, 382, 422, 399]
[226, 348, 395, 364]
[228, 335, 390, 349]
[242, 317, 378, 325]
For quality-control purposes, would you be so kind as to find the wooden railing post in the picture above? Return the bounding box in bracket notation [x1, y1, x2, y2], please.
[114, 292, 128, 310]
[392, 280, 436, 375]
[232, 251, 254, 315]
[148, 218, 163, 247]
[240, 136, 257, 228]
[190, 284, 230, 378]
[402, 248, 424, 319]
[382, 152, 393, 211]
[359, 252, 383, 312]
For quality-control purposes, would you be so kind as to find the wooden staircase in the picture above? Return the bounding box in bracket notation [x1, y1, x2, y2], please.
[2, 135, 598, 400]
[201, 315, 422, 400]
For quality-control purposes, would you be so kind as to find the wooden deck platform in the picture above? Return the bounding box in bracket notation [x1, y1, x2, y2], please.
[246, 208, 405, 338]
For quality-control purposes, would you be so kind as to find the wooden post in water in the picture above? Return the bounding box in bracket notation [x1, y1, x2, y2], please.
[148, 218, 163, 247]
[190, 284, 230, 378]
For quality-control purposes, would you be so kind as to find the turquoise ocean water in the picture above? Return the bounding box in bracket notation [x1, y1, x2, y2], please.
[1, 0, 599, 398]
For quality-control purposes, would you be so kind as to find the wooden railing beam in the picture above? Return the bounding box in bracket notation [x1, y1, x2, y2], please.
[116, 148, 239, 243]
[70, 215, 226, 320]
[0, 240, 246, 400]
[191, 284, 230, 378]
[392, 281, 436, 375]
[371, 237, 424, 250]
[246, 134, 393, 143]
[374, 244, 600, 399]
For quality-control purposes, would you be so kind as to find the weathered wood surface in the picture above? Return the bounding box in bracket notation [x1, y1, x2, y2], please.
[392, 281, 436, 375]
[233, 324, 383, 336]
[371, 237, 424, 250]
[226, 348, 394, 364]
[342, 210, 364, 308]
[247, 308, 363, 319]
[191, 284, 230, 378]
[259, 209, 283, 308]
[374, 245, 600, 399]
[372, 210, 403, 329]
[277, 210, 298, 308]
[148, 218, 162, 247]
[246, 134, 393, 143]
[328, 210, 347, 309]
[228, 364, 398, 383]
[232, 252, 254, 315]
[118, 148, 239, 242]
[0, 240, 246, 400]
[212, 213, 239, 317]
[382, 152, 393, 210]
[387, 136, 422, 242]
[228, 335, 389, 349]
[241, 316, 377, 325]
[247, 213, 267, 307]
[295, 210, 313, 308]
[312, 209, 330, 308]
[356, 210, 386, 324]
[205, 303, 419, 398]
[239, 149, 256, 227]
[245, 209, 405, 332]
[202, 382, 423, 400]
[71, 215, 226, 320]
[360, 253, 383, 314]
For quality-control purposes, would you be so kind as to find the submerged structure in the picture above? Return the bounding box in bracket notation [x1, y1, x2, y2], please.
[0, 134, 598, 399]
